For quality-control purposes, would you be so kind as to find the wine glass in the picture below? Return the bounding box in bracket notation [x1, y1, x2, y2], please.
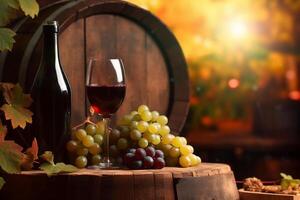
[86, 58, 126, 168]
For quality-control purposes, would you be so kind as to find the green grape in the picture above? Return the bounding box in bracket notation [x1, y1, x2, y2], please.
[196, 156, 201, 164]
[117, 138, 128, 150]
[189, 154, 198, 166]
[187, 145, 194, 154]
[85, 124, 96, 136]
[110, 129, 121, 143]
[180, 137, 187, 146]
[130, 129, 142, 140]
[179, 155, 191, 168]
[161, 134, 175, 145]
[119, 126, 130, 138]
[138, 138, 149, 148]
[158, 125, 170, 136]
[82, 135, 94, 147]
[132, 114, 141, 121]
[180, 145, 193, 156]
[66, 140, 78, 152]
[138, 105, 149, 114]
[169, 147, 181, 158]
[76, 147, 88, 156]
[96, 121, 106, 135]
[166, 157, 178, 167]
[75, 129, 87, 141]
[151, 134, 161, 145]
[91, 155, 101, 165]
[171, 136, 182, 147]
[71, 130, 77, 140]
[148, 123, 160, 134]
[143, 131, 153, 141]
[93, 134, 104, 145]
[151, 111, 160, 122]
[88, 143, 101, 155]
[75, 156, 87, 168]
[157, 115, 168, 125]
[160, 144, 172, 156]
[137, 121, 149, 132]
[130, 121, 139, 129]
[130, 111, 138, 116]
[141, 110, 152, 121]
[120, 114, 133, 125]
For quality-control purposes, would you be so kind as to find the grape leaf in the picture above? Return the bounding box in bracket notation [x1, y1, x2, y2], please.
[280, 173, 293, 180]
[40, 151, 54, 165]
[0, 0, 18, 26]
[0, 83, 14, 93]
[18, 0, 39, 18]
[1, 83, 32, 107]
[0, 28, 16, 51]
[0, 83, 33, 129]
[26, 138, 38, 160]
[0, 177, 5, 190]
[21, 138, 38, 170]
[7, 0, 19, 9]
[0, 121, 7, 142]
[21, 152, 34, 170]
[40, 162, 78, 176]
[0, 140, 24, 173]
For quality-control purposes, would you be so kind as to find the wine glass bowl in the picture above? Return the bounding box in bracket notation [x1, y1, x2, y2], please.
[86, 58, 126, 168]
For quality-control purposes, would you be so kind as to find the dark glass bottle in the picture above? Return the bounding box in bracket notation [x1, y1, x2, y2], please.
[31, 21, 71, 162]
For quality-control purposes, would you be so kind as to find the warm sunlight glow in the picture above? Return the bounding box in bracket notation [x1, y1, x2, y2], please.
[229, 20, 247, 38]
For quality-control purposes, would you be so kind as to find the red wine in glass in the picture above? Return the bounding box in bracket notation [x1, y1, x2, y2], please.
[86, 58, 126, 168]
[86, 84, 126, 118]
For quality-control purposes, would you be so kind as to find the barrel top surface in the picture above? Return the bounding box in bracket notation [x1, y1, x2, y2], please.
[18, 163, 231, 178]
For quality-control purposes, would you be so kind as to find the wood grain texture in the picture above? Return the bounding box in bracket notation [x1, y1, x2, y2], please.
[115, 15, 147, 117]
[176, 173, 239, 200]
[85, 14, 170, 123]
[0, 163, 238, 200]
[59, 19, 85, 125]
[239, 189, 300, 200]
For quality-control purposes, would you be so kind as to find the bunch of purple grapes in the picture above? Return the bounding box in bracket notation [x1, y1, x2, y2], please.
[123, 146, 165, 169]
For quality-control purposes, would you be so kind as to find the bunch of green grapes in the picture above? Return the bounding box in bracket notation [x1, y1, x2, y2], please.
[110, 105, 201, 168]
[66, 121, 106, 168]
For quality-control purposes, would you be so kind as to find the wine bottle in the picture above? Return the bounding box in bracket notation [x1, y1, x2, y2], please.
[31, 21, 71, 162]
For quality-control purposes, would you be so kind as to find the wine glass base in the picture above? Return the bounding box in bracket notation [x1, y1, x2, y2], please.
[98, 162, 120, 169]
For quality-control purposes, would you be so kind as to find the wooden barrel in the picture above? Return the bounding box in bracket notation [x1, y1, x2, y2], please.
[0, 163, 239, 200]
[0, 0, 189, 134]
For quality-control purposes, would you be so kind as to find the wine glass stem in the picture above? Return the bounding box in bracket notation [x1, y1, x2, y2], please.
[104, 117, 111, 165]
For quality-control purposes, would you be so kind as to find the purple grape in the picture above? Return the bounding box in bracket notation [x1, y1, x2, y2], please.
[153, 157, 165, 169]
[145, 146, 155, 157]
[134, 148, 146, 160]
[123, 152, 135, 165]
[129, 160, 143, 169]
[127, 148, 136, 154]
[143, 156, 154, 169]
[154, 150, 164, 159]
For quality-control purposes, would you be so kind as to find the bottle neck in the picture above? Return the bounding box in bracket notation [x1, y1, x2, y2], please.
[43, 32, 59, 65]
